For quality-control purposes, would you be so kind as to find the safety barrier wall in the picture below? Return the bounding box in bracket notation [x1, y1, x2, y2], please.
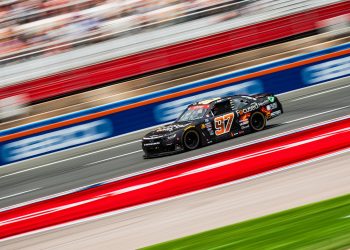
[0, 43, 349, 165]
[0, 1, 348, 102]
[0, 117, 349, 239]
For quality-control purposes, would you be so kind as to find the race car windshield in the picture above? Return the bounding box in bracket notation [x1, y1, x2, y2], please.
[177, 105, 208, 122]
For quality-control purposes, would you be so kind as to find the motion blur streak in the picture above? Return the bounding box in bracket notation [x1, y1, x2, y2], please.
[1, 1, 347, 103]
[0, 118, 349, 239]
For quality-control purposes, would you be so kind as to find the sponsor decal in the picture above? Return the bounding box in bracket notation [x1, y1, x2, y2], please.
[236, 103, 259, 116]
[269, 102, 278, 109]
[189, 104, 209, 110]
[184, 125, 195, 131]
[143, 142, 161, 146]
[205, 122, 214, 135]
[240, 125, 250, 130]
[156, 123, 190, 132]
[239, 120, 249, 126]
[270, 110, 282, 118]
[258, 100, 270, 106]
[154, 80, 263, 122]
[214, 113, 234, 136]
[2, 119, 112, 163]
[302, 56, 350, 85]
[251, 99, 277, 113]
[237, 98, 276, 116]
[260, 106, 271, 118]
[143, 135, 163, 139]
[205, 122, 213, 128]
[239, 113, 251, 122]
[268, 96, 275, 102]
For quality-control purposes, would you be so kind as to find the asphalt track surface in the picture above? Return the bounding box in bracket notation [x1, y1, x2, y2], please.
[0, 77, 349, 211]
[1, 147, 350, 249]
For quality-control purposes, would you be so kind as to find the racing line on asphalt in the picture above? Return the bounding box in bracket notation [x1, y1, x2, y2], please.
[283, 105, 350, 124]
[0, 188, 40, 201]
[84, 150, 144, 166]
[0, 140, 142, 179]
[290, 84, 350, 102]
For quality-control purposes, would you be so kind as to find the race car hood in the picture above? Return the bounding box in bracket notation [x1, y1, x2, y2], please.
[144, 122, 193, 138]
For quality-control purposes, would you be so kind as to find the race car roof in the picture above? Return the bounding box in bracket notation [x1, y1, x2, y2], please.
[193, 95, 254, 106]
[196, 97, 222, 105]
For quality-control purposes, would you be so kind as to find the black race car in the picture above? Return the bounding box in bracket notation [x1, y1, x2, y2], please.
[142, 94, 283, 158]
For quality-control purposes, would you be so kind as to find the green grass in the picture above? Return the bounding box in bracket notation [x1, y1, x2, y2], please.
[142, 194, 350, 250]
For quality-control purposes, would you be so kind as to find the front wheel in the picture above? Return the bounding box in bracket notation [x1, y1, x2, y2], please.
[183, 130, 200, 150]
[250, 112, 266, 132]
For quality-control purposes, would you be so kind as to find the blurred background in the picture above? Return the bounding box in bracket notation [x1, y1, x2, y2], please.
[0, 0, 348, 123]
[1, 0, 347, 62]
[0, 0, 253, 60]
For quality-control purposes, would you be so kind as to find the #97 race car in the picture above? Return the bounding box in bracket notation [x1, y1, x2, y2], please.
[142, 94, 283, 158]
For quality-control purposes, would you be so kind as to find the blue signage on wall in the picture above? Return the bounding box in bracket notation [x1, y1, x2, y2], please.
[1, 119, 113, 163]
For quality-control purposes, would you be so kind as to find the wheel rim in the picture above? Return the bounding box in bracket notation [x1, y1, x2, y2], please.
[184, 131, 199, 150]
[251, 113, 265, 131]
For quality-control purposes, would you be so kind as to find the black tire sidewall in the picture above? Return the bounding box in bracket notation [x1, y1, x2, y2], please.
[183, 130, 200, 150]
[250, 112, 266, 132]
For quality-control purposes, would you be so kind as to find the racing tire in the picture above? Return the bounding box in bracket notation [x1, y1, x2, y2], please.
[250, 112, 266, 132]
[183, 130, 200, 150]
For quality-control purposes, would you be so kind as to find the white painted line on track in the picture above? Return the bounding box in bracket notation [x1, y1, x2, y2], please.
[1, 147, 349, 242]
[1, 114, 350, 212]
[290, 84, 350, 102]
[284, 106, 350, 124]
[0, 140, 140, 179]
[84, 150, 143, 166]
[0, 188, 40, 201]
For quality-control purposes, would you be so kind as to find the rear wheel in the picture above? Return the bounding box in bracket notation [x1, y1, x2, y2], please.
[250, 112, 266, 132]
[183, 130, 200, 150]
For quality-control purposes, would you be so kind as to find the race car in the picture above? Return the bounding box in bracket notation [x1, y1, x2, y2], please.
[142, 94, 283, 158]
